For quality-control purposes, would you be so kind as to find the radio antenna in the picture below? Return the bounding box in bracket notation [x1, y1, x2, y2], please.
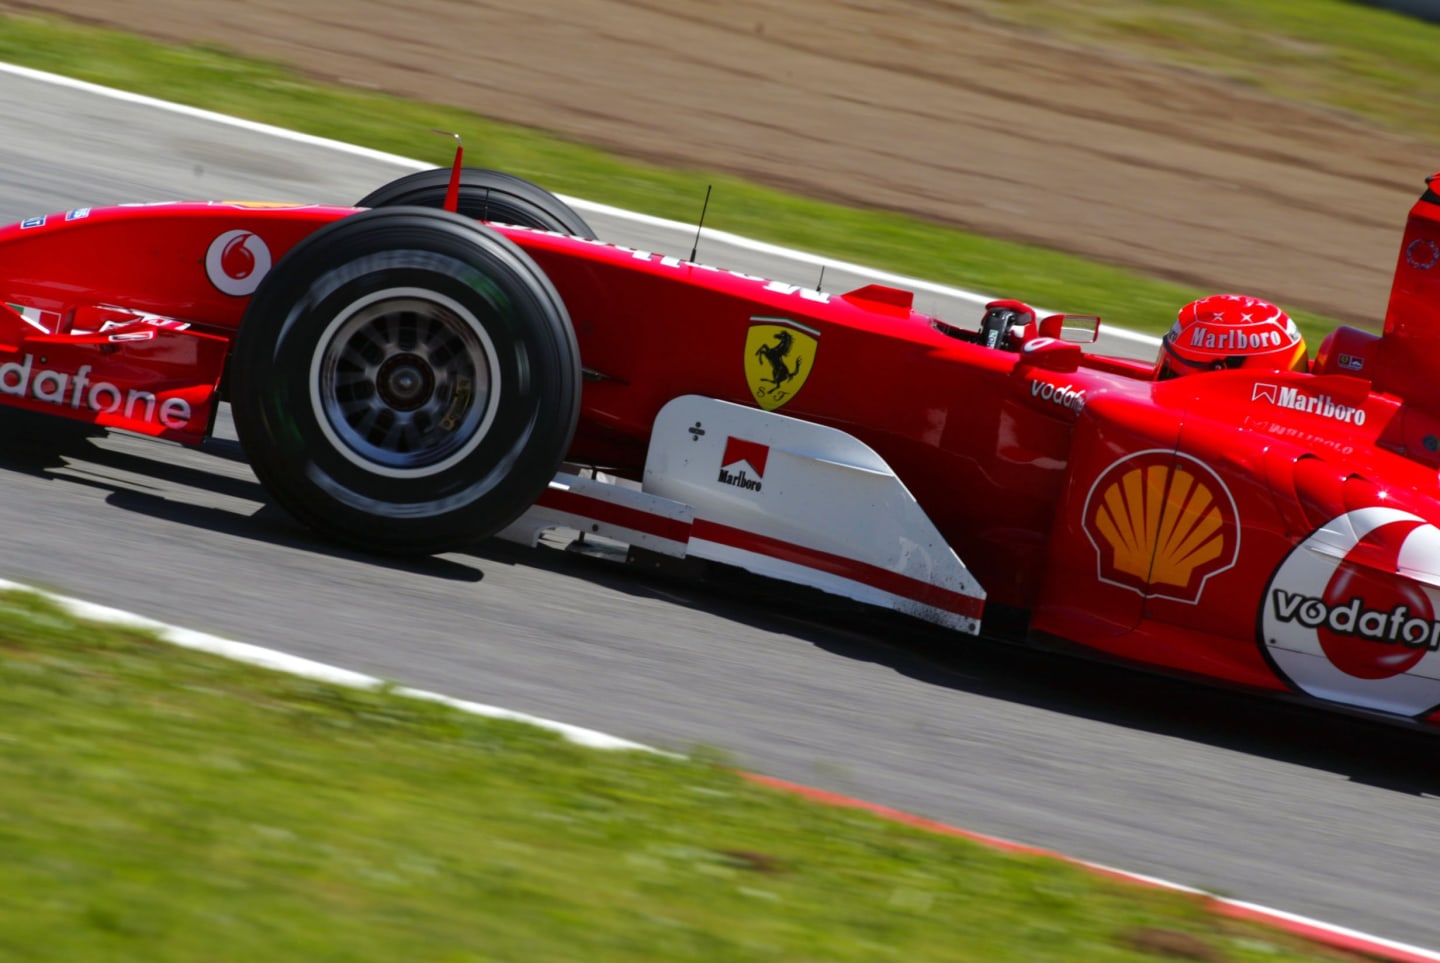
[817, 265, 827, 292]
[690, 185, 713, 263]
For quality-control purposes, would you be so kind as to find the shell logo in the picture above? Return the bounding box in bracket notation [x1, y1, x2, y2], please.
[1261, 507, 1440, 716]
[1081, 450, 1239, 603]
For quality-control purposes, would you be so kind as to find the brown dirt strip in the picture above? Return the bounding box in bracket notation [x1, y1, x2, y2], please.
[6, 0, 1437, 326]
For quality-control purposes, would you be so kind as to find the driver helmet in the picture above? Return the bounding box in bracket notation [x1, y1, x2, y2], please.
[1156, 294, 1307, 380]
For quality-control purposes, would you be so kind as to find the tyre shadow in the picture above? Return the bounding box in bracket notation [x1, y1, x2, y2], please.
[102, 489, 484, 582]
[0, 422, 483, 583]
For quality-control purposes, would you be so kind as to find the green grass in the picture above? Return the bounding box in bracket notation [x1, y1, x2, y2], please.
[973, 0, 1440, 141]
[0, 10, 1377, 342]
[0, 590, 1353, 962]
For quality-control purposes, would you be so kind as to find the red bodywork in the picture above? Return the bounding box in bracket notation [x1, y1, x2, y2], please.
[5, 176, 1440, 723]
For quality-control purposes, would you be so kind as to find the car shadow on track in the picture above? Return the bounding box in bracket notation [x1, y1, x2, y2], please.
[9, 422, 1439, 789]
[0, 423, 484, 583]
[101, 489, 486, 583]
[470, 536, 1440, 798]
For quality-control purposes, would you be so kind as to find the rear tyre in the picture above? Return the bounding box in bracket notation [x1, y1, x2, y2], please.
[356, 167, 596, 238]
[230, 206, 580, 555]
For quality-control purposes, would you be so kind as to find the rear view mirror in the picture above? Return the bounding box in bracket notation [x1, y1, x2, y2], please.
[1019, 336, 1083, 372]
[1038, 313, 1100, 344]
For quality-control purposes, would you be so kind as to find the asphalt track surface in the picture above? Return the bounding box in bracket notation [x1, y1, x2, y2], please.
[4, 68, 1440, 952]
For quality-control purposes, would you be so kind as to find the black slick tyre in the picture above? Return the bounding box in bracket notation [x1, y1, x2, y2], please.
[356, 167, 596, 238]
[229, 206, 579, 555]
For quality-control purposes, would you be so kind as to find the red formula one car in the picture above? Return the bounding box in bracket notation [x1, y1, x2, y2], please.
[5, 159, 1440, 725]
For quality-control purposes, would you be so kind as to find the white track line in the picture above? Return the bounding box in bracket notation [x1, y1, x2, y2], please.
[0, 60, 1160, 349]
[0, 578, 653, 752]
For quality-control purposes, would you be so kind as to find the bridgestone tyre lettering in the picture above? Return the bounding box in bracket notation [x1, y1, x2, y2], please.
[356, 168, 596, 238]
[230, 207, 580, 555]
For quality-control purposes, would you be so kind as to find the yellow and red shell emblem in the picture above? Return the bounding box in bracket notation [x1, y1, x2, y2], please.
[1081, 450, 1239, 603]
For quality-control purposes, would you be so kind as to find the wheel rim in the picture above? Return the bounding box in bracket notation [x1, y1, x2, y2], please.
[309, 287, 502, 479]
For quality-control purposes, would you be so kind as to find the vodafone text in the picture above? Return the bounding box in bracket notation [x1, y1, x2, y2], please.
[1270, 589, 1440, 650]
[0, 354, 191, 429]
[1030, 379, 1086, 413]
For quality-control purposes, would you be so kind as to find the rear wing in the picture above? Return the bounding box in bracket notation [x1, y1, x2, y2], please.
[1373, 172, 1440, 406]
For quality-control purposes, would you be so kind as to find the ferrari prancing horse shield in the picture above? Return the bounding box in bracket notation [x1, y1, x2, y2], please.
[744, 318, 820, 411]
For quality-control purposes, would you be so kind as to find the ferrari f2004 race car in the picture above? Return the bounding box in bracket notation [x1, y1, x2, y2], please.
[4, 159, 1440, 726]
